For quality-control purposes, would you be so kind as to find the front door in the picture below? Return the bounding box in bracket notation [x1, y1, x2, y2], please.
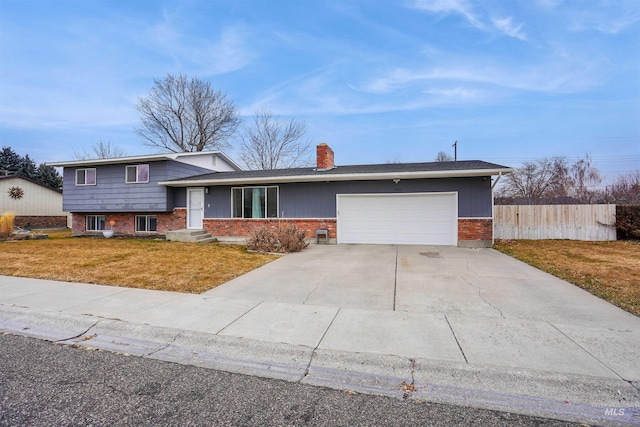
[187, 188, 204, 229]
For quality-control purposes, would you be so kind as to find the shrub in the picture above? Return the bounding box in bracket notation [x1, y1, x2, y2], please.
[616, 206, 640, 240]
[245, 225, 280, 253]
[245, 224, 310, 253]
[0, 211, 16, 238]
[277, 224, 310, 252]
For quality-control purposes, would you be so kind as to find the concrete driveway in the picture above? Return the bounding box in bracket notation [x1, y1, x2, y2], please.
[206, 244, 629, 324]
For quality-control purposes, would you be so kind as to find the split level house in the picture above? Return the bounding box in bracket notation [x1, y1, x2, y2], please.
[48, 144, 511, 247]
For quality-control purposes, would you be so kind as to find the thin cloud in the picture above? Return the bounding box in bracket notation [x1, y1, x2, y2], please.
[356, 57, 601, 95]
[558, 1, 640, 35]
[491, 17, 528, 41]
[410, 0, 486, 30]
[147, 21, 255, 76]
[535, 0, 563, 10]
[577, 14, 640, 35]
[411, 0, 528, 41]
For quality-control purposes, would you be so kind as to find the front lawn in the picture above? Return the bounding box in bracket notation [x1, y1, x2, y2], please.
[0, 229, 278, 293]
[494, 239, 640, 317]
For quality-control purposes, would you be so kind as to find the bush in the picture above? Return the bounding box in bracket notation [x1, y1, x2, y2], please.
[277, 224, 309, 252]
[616, 206, 640, 240]
[0, 212, 16, 238]
[245, 224, 310, 253]
[245, 225, 280, 253]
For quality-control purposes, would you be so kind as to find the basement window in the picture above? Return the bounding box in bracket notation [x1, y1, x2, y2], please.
[135, 215, 157, 232]
[86, 215, 105, 231]
[231, 186, 278, 218]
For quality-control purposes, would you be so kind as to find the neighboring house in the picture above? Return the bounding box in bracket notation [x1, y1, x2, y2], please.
[47, 151, 241, 236]
[50, 144, 511, 247]
[0, 175, 69, 228]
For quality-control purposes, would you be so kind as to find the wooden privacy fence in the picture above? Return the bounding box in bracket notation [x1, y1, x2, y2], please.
[494, 205, 617, 241]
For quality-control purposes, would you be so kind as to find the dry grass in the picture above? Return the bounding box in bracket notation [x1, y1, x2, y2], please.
[0, 211, 16, 237]
[0, 229, 278, 293]
[494, 239, 640, 317]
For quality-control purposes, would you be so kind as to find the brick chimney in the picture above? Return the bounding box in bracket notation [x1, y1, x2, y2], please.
[316, 143, 335, 170]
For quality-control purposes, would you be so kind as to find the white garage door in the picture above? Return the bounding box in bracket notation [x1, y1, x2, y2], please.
[337, 193, 458, 245]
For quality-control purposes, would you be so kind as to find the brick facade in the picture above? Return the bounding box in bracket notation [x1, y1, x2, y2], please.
[71, 208, 186, 236]
[458, 218, 492, 241]
[69, 211, 492, 246]
[203, 218, 337, 239]
[15, 216, 68, 228]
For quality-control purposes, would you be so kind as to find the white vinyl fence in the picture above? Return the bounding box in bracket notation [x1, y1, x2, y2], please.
[494, 204, 617, 241]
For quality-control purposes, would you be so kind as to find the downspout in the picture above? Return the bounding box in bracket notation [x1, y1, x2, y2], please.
[491, 172, 503, 246]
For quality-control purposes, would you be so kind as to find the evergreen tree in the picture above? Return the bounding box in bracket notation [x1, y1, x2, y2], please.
[0, 146, 63, 190]
[17, 154, 38, 180]
[0, 146, 21, 175]
[35, 163, 63, 190]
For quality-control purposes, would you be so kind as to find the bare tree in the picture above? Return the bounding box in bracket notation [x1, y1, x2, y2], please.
[501, 155, 601, 203]
[135, 73, 240, 153]
[74, 140, 127, 160]
[435, 151, 453, 162]
[607, 171, 640, 205]
[501, 157, 566, 200]
[240, 109, 312, 170]
[562, 155, 601, 202]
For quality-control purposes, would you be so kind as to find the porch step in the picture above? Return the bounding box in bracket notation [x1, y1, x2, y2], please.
[165, 229, 218, 243]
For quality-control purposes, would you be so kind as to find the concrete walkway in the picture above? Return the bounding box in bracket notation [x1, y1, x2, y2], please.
[1, 245, 639, 425]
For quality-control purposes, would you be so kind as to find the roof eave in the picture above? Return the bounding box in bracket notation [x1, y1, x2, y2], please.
[46, 150, 243, 169]
[47, 155, 175, 167]
[159, 168, 513, 187]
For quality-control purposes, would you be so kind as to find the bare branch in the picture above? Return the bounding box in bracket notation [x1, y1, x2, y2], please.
[435, 151, 453, 162]
[73, 139, 127, 160]
[135, 73, 240, 153]
[240, 109, 312, 170]
[501, 154, 602, 203]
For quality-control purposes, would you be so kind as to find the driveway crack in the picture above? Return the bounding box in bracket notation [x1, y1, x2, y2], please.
[393, 246, 398, 311]
[215, 301, 263, 334]
[54, 320, 101, 343]
[300, 307, 341, 382]
[548, 322, 627, 381]
[445, 315, 468, 364]
[146, 333, 180, 357]
[461, 277, 505, 319]
[303, 279, 323, 305]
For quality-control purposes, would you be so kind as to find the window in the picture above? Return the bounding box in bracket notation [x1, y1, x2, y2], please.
[76, 168, 96, 186]
[232, 187, 278, 218]
[135, 215, 157, 232]
[86, 215, 105, 231]
[126, 164, 149, 183]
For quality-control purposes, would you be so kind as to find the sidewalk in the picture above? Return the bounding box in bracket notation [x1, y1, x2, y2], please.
[1, 274, 639, 426]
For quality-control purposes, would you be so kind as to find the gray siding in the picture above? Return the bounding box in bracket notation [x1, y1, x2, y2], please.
[63, 160, 213, 213]
[205, 177, 492, 218]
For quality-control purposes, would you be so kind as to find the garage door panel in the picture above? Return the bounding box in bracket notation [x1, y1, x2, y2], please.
[337, 193, 457, 245]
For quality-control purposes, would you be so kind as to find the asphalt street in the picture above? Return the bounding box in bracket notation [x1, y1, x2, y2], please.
[0, 333, 578, 427]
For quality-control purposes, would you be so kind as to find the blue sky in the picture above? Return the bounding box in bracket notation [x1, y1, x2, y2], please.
[1, 0, 638, 186]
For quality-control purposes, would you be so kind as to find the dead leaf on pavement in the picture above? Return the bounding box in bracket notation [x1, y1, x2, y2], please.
[400, 381, 417, 392]
[81, 333, 97, 341]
